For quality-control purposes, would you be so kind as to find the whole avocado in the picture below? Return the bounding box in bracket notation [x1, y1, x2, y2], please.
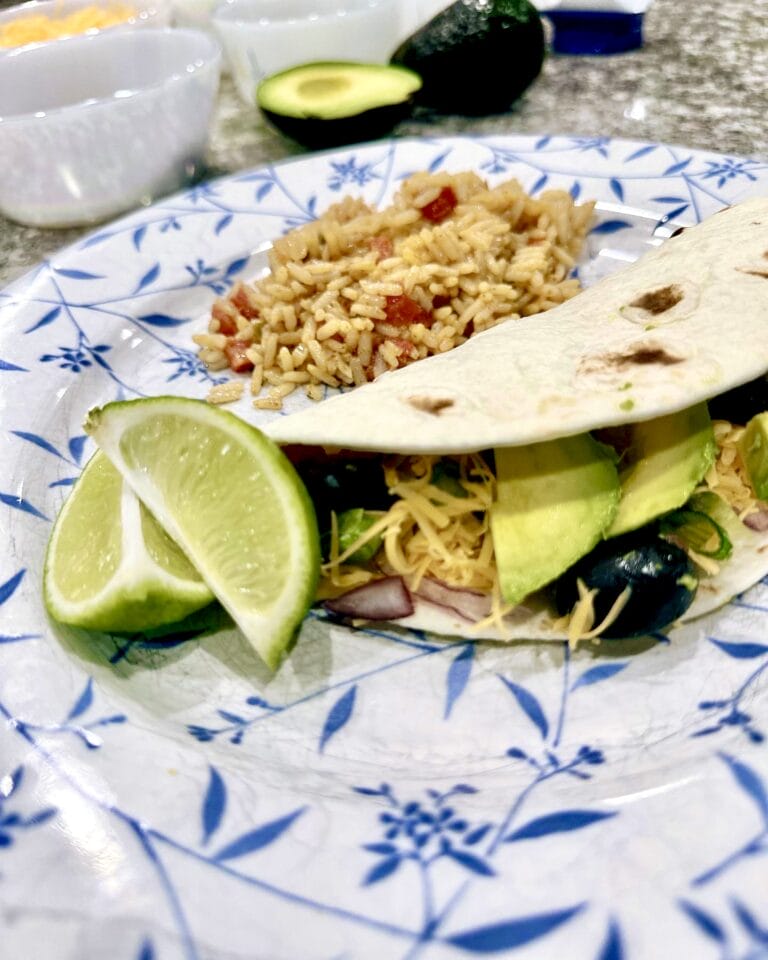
[391, 0, 545, 116]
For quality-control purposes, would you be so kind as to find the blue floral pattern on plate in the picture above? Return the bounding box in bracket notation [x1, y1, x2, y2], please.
[1, 135, 768, 959]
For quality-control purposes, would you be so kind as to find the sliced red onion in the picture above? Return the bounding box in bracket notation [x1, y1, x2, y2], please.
[324, 576, 414, 621]
[413, 577, 492, 623]
[744, 504, 768, 532]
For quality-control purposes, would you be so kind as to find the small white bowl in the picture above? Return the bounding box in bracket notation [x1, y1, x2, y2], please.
[0, 27, 221, 227]
[0, 0, 170, 51]
[212, 0, 402, 105]
[170, 0, 219, 33]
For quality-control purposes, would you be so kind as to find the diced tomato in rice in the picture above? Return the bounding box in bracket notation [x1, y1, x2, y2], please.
[391, 338, 420, 361]
[384, 294, 433, 327]
[212, 302, 238, 337]
[229, 284, 260, 320]
[419, 186, 458, 224]
[224, 340, 254, 373]
[369, 235, 394, 260]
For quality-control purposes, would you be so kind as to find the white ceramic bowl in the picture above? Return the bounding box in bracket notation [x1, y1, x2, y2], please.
[170, 0, 219, 33]
[212, 0, 402, 105]
[0, 0, 170, 50]
[0, 27, 221, 227]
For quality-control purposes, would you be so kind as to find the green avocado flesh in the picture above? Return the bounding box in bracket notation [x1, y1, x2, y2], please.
[257, 62, 421, 148]
[606, 404, 715, 537]
[740, 411, 768, 500]
[490, 403, 717, 606]
[258, 62, 421, 119]
[491, 434, 620, 606]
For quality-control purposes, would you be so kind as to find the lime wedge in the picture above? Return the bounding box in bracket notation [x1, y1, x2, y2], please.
[84, 397, 321, 669]
[44, 450, 214, 632]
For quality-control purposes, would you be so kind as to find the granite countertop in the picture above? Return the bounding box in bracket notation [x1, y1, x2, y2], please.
[1, 0, 766, 288]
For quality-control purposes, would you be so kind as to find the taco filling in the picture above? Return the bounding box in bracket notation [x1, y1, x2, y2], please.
[286, 380, 768, 644]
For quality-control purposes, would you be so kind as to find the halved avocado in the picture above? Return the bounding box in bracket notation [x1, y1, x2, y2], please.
[256, 62, 422, 150]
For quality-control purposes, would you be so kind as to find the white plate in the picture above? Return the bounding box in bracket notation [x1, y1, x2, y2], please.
[2, 135, 768, 960]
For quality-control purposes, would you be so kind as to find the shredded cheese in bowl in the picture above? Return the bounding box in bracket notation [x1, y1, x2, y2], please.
[0, 3, 137, 48]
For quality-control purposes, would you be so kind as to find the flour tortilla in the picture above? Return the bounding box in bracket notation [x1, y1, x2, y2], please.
[264, 198, 768, 639]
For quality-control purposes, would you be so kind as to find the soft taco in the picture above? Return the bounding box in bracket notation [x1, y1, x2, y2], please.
[263, 198, 768, 643]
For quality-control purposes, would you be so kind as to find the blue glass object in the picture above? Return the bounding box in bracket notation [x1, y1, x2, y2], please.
[546, 11, 644, 54]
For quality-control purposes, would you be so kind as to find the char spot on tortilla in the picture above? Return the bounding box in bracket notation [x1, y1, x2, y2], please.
[629, 284, 685, 315]
[579, 343, 686, 376]
[406, 395, 455, 415]
[624, 346, 685, 365]
[739, 268, 768, 279]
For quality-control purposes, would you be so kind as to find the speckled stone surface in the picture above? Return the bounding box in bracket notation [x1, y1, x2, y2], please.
[1, 0, 766, 287]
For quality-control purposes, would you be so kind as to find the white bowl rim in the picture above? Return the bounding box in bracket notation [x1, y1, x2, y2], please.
[211, 0, 397, 27]
[0, 27, 221, 125]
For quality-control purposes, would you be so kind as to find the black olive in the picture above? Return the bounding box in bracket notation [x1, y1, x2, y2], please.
[292, 455, 393, 533]
[553, 532, 698, 638]
[707, 376, 768, 425]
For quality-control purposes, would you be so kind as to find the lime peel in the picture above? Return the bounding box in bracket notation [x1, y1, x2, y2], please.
[84, 397, 321, 670]
[44, 450, 214, 632]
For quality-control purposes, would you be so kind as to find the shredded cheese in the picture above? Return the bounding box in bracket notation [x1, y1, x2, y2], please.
[578, 585, 632, 642]
[685, 548, 722, 577]
[469, 578, 515, 637]
[564, 579, 598, 645]
[381, 455, 498, 592]
[551, 580, 633, 648]
[0, 3, 136, 48]
[317, 509, 377, 599]
[704, 420, 759, 519]
[319, 453, 499, 598]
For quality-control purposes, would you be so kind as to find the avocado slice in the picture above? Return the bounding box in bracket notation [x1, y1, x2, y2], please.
[256, 62, 422, 149]
[739, 411, 768, 499]
[607, 403, 716, 537]
[391, 0, 545, 116]
[491, 434, 620, 606]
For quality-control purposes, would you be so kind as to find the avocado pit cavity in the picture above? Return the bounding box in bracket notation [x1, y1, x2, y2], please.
[298, 76, 351, 102]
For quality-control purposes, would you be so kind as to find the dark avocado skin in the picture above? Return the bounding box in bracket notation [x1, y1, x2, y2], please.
[261, 99, 416, 150]
[391, 0, 545, 116]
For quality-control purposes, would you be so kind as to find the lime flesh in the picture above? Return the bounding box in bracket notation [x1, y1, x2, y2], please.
[44, 450, 214, 631]
[84, 397, 321, 670]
